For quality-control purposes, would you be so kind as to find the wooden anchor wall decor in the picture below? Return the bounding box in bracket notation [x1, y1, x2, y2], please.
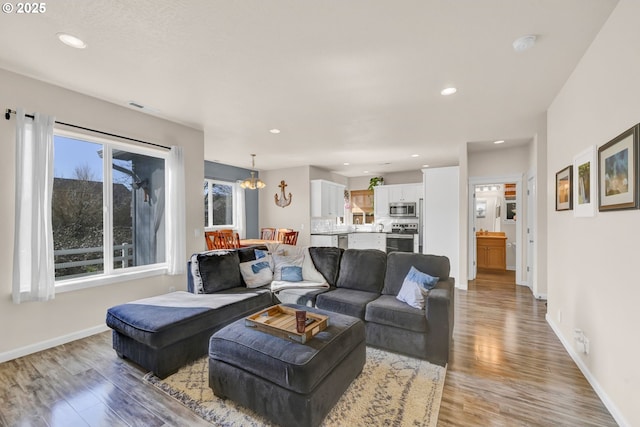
[274, 180, 292, 208]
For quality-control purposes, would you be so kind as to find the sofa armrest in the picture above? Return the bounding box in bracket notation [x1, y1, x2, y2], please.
[424, 278, 454, 365]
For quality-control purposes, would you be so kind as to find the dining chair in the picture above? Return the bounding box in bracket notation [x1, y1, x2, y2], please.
[260, 227, 277, 240]
[218, 232, 241, 249]
[282, 231, 299, 245]
[277, 228, 293, 242]
[204, 231, 218, 250]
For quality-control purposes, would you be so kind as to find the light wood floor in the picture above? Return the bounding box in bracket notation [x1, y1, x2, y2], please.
[438, 270, 616, 426]
[0, 272, 616, 426]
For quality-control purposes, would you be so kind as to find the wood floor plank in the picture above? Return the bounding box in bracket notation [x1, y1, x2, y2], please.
[0, 270, 617, 426]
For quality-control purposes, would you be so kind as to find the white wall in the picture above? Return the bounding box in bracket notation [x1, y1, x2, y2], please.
[547, 1, 639, 425]
[260, 166, 312, 246]
[0, 68, 204, 359]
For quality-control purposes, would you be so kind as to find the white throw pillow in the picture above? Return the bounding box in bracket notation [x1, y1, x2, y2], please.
[239, 258, 273, 288]
[396, 266, 439, 309]
[302, 247, 326, 283]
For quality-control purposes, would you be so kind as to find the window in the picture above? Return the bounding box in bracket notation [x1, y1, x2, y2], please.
[52, 131, 168, 282]
[204, 179, 236, 229]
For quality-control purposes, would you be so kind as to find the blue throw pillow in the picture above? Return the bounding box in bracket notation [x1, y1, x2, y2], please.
[255, 249, 268, 259]
[396, 266, 439, 309]
[281, 266, 303, 282]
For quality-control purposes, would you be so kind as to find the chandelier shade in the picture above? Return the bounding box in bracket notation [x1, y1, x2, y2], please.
[240, 154, 266, 190]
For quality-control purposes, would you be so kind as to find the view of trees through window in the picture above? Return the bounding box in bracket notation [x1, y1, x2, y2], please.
[204, 179, 234, 228]
[53, 135, 166, 280]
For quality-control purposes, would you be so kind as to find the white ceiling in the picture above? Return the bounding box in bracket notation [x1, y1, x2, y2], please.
[0, 0, 618, 177]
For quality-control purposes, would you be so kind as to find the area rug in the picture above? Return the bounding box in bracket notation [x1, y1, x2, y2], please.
[143, 347, 446, 426]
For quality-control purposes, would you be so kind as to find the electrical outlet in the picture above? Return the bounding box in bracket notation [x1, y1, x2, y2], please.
[584, 337, 590, 355]
[557, 310, 562, 323]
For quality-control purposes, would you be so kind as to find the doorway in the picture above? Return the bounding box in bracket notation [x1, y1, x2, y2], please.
[468, 175, 524, 285]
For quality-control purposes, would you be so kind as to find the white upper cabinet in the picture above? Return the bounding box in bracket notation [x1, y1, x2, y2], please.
[311, 180, 346, 218]
[374, 183, 422, 217]
[374, 186, 390, 217]
[388, 183, 422, 203]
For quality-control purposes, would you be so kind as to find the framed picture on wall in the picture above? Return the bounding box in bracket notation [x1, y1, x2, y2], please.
[555, 165, 573, 211]
[573, 146, 596, 217]
[475, 199, 487, 218]
[598, 124, 639, 211]
[503, 201, 516, 222]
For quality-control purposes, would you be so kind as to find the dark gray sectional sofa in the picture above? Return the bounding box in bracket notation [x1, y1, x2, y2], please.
[106, 244, 454, 378]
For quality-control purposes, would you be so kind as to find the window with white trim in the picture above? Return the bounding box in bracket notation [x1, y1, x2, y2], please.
[52, 131, 168, 283]
[204, 179, 236, 229]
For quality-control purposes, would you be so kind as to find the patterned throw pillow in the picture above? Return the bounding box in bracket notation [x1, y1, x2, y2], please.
[239, 258, 273, 288]
[396, 266, 439, 309]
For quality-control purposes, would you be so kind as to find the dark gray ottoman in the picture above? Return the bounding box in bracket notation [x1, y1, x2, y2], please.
[208, 304, 366, 427]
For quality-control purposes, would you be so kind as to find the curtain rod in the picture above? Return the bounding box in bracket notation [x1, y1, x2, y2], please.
[4, 108, 170, 150]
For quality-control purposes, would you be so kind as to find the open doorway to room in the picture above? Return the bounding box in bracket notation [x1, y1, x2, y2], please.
[468, 175, 524, 286]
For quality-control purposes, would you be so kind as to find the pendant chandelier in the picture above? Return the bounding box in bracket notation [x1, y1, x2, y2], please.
[240, 154, 266, 190]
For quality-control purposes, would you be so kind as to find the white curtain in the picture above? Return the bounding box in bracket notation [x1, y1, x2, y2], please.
[235, 181, 246, 239]
[166, 146, 186, 275]
[12, 108, 56, 303]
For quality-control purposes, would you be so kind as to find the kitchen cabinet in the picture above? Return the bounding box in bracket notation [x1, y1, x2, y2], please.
[347, 233, 386, 252]
[388, 183, 422, 203]
[311, 234, 348, 248]
[374, 183, 422, 218]
[373, 186, 390, 218]
[311, 180, 346, 218]
[476, 232, 506, 271]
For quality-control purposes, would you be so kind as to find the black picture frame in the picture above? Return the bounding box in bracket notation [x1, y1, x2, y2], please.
[556, 165, 573, 211]
[598, 124, 640, 211]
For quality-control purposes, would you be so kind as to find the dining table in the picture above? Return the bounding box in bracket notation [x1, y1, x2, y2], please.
[239, 238, 281, 247]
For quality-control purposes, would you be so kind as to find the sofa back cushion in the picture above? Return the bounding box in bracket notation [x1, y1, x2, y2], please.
[336, 249, 387, 293]
[309, 247, 344, 286]
[237, 245, 268, 263]
[382, 252, 450, 296]
[190, 250, 242, 294]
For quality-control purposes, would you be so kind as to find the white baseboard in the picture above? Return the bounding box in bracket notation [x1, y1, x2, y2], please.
[546, 314, 629, 427]
[0, 324, 110, 364]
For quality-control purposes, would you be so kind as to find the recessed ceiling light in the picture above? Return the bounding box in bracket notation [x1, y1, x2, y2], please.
[440, 87, 457, 96]
[57, 32, 87, 49]
[513, 35, 537, 53]
[363, 170, 369, 174]
[411, 154, 420, 158]
[343, 162, 350, 166]
[269, 128, 281, 134]
[494, 140, 505, 144]
[422, 164, 429, 168]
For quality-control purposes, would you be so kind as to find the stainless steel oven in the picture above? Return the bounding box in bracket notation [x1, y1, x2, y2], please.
[389, 202, 416, 217]
[386, 223, 418, 253]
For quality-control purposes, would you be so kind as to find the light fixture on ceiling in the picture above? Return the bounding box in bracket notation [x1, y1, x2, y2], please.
[440, 87, 457, 96]
[411, 154, 420, 158]
[57, 32, 87, 49]
[343, 162, 350, 166]
[240, 154, 266, 190]
[512, 35, 536, 53]
[269, 128, 281, 134]
[422, 164, 429, 168]
[494, 140, 505, 144]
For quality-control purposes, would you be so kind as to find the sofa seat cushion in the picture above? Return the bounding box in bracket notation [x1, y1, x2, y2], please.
[273, 287, 329, 307]
[315, 288, 379, 319]
[365, 295, 428, 333]
[106, 290, 272, 348]
[209, 304, 365, 395]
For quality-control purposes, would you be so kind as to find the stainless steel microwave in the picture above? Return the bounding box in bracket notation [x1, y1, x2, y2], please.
[389, 202, 416, 217]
